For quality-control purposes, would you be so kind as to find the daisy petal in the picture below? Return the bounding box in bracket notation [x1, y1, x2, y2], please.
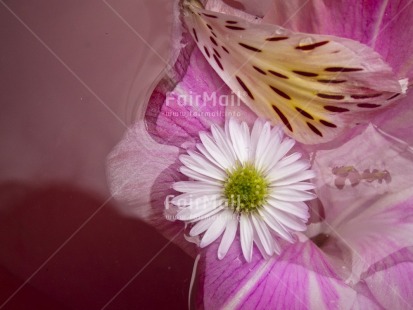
[200, 213, 227, 247]
[177, 203, 224, 221]
[265, 207, 307, 232]
[267, 160, 311, 183]
[199, 132, 232, 169]
[249, 118, 264, 161]
[270, 188, 316, 202]
[228, 118, 249, 163]
[260, 208, 294, 243]
[267, 199, 309, 220]
[173, 181, 221, 193]
[240, 215, 254, 262]
[190, 216, 216, 236]
[251, 214, 274, 256]
[180, 166, 222, 185]
[271, 170, 316, 186]
[218, 213, 238, 259]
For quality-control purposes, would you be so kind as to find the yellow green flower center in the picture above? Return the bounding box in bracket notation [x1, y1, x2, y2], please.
[224, 163, 268, 213]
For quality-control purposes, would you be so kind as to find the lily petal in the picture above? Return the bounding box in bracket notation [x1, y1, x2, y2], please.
[265, 0, 413, 79]
[200, 238, 357, 309]
[313, 124, 413, 277]
[356, 247, 413, 309]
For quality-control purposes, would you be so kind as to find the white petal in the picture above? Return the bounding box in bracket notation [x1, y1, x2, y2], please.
[199, 132, 232, 169]
[217, 213, 238, 259]
[267, 160, 310, 183]
[229, 118, 249, 163]
[273, 152, 302, 169]
[284, 182, 315, 191]
[196, 143, 225, 170]
[249, 119, 264, 161]
[190, 216, 216, 236]
[177, 202, 224, 221]
[266, 198, 310, 220]
[257, 128, 283, 173]
[264, 139, 296, 173]
[181, 152, 226, 180]
[265, 207, 307, 232]
[270, 188, 316, 202]
[210, 124, 237, 165]
[173, 181, 222, 193]
[240, 214, 254, 262]
[259, 208, 294, 243]
[251, 213, 274, 256]
[180, 166, 223, 185]
[171, 193, 221, 206]
[200, 213, 227, 247]
[271, 170, 316, 186]
[254, 122, 272, 170]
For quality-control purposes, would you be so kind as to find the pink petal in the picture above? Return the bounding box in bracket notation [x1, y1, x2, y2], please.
[313, 124, 413, 277]
[356, 247, 413, 309]
[146, 0, 267, 146]
[373, 93, 413, 145]
[264, 0, 413, 79]
[106, 121, 197, 255]
[200, 238, 357, 309]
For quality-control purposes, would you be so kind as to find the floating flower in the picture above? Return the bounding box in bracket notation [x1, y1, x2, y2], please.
[169, 118, 315, 261]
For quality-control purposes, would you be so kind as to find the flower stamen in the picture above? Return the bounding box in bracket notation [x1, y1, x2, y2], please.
[224, 163, 268, 213]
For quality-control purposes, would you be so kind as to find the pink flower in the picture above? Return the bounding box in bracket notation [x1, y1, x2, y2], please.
[107, 0, 413, 308]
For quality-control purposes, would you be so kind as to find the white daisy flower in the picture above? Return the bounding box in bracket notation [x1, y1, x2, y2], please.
[169, 118, 316, 262]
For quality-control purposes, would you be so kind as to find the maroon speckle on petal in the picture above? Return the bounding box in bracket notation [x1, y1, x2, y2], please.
[266, 36, 289, 41]
[351, 94, 382, 99]
[268, 70, 288, 79]
[293, 71, 318, 77]
[357, 103, 381, 108]
[317, 93, 345, 100]
[213, 54, 224, 70]
[203, 13, 217, 18]
[295, 107, 314, 120]
[204, 46, 210, 58]
[238, 43, 262, 52]
[324, 106, 349, 112]
[387, 93, 400, 100]
[236, 76, 254, 100]
[296, 41, 329, 50]
[253, 66, 266, 75]
[317, 79, 346, 84]
[225, 25, 245, 30]
[307, 122, 323, 136]
[270, 86, 291, 100]
[320, 119, 337, 128]
[222, 46, 230, 54]
[325, 67, 363, 72]
[192, 28, 198, 42]
[273, 105, 293, 131]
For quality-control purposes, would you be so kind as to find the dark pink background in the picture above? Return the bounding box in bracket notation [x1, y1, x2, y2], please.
[0, 0, 193, 308]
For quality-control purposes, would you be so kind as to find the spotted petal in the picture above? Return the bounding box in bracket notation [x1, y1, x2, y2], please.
[182, 0, 402, 144]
